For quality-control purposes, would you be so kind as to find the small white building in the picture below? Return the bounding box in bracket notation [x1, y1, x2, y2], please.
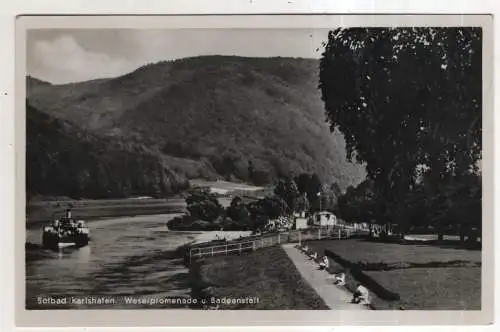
[311, 211, 337, 227]
[293, 211, 309, 230]
[294, 217, 309, 230]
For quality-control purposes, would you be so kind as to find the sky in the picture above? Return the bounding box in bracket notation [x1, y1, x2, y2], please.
[27, 29, 330, 84]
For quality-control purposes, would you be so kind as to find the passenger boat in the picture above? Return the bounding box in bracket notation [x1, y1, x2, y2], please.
[42, 209, 90, 250]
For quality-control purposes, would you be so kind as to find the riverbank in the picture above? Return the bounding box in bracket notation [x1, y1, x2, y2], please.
[185, 230, 253, 245]
[26, 197, 188, 225]
[188, 245, 329, 309]
[26, 195, 235, 227]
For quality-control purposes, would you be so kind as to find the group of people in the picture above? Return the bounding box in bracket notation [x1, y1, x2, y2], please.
[265, 216, 292, 232]
[370, 223, 394, 238]
[297, 244, 330, 271]
[296, 242, 370, 305]
[50, 209, 86, 235]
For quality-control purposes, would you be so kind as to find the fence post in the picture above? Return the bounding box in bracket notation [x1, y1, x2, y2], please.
[252, 241, 255, 251]
[189, 249, 192, 265]
[225, 243, 228, 255]
[239, 243, 242, 254]
[338, 229, 341, 240]
[211, 247, 214, 256]
[299, 231, 301, 245]
[318, 228, 321, 240]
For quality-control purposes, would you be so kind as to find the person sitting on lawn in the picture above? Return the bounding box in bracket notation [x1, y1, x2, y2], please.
[351, 284, 370, 305]
[309, 251, 318, 261]
[318, 256, 329, 270]
[302, 244, 309, 254]
[333, 272, 346, 286]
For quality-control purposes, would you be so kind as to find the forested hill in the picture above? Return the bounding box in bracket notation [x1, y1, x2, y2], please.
[26, 102, 190, 199]
[27, 56, 366, 198]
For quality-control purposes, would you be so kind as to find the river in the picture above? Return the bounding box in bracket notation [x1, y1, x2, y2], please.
[25, 212, 250, 309]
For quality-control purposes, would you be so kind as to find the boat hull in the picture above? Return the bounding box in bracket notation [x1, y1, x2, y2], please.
[42, 232, 89, 250]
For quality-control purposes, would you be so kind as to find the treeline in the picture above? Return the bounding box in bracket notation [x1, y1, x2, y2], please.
[320, 27, 482, 242]
[168, 173, 342, 231]
[26, 102, 189, 200]
[337, 174, 481, 241]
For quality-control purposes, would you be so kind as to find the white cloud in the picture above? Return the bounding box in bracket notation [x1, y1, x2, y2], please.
[28, 29, 329, 84]
[32, 35, 136, 84]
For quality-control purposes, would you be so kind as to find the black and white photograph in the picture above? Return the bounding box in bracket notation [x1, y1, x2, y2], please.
[20, 15, 489, 321]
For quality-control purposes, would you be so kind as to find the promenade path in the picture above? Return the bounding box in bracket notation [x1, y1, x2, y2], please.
[282, 243, 369, 310]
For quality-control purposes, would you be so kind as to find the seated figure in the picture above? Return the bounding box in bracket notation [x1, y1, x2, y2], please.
[351, 284, 370, 305]
[309, 251, 318, 261]
[318, 256, 329, 270]
[302, 245, 309, 253]
[333, 272, 346, 286]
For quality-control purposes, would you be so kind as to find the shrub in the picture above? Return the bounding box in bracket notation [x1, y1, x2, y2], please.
[186, 188, 223, 222]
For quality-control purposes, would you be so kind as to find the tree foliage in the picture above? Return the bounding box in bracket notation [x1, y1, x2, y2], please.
[293, 173, 325, 211]
[337, 180, 380, 223]
[273, 177, 300, 213]
[247, 196, 287, 220]
[320, 27, 481, 199]
[26, 102, 189, 199]
[226, 196, 251, 222]
[185, 188, 223, 222]
[320, 27, 482, 235]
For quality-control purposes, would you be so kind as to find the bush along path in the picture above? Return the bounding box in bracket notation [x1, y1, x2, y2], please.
[281, 244, 369, 310]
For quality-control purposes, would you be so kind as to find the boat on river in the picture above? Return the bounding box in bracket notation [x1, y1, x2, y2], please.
[42, 209, 90, 250]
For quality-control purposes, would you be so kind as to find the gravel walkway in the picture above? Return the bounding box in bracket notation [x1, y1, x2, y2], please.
[282, 243, 369, 310]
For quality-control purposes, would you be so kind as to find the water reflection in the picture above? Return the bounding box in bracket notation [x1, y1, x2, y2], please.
[76, 245, 91, 262]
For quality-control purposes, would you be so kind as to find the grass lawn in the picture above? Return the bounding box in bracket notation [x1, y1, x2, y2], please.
[305, 239, 481, 310]
[307, 239, 480, 266]
[364, 267, 481, 310]
[190, 245, 329, 309]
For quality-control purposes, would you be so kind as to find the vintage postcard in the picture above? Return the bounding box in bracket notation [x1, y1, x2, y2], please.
[15, 14, 494, 327]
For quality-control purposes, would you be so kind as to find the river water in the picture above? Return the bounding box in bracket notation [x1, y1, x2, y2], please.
[25, 213, 213, 309]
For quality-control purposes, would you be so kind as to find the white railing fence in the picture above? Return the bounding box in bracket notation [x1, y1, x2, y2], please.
[187, 226, 365, 263]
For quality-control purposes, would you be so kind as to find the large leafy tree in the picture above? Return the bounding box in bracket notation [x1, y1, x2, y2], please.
[320, 27, 482, 227]
[226, 196, 250, 222]
[294, 173, 311, 195]
[306, 174, 323, 211]
[293, 173, 323, 211]
[337, 180, 381, 225]
[246, 196, 288, 231]
[186, 188, 223, 222]
[273, 177, 300, 213]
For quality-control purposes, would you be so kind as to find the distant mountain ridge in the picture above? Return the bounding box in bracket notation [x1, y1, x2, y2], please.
[27, 56, 366, 198]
